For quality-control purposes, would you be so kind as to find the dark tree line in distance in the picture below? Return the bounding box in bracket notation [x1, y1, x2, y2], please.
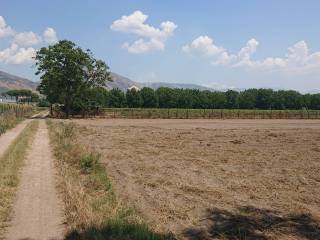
[83, 87, 320, 110]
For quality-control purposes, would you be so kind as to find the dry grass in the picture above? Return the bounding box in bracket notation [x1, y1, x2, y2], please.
[0, 120, 39, 238]
[0, 104, 34, 135]
[47, 120, 174, 239]
[74, 119, 320, 240]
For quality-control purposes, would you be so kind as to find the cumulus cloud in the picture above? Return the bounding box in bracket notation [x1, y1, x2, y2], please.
[110, 11, 177, 53]
[183, 36, 320, 73]
[0, 43, 36, 64]
[43, 27, 58, 44]
[0, 16, 59, 64]
[0, 16, 14, 38]
[182, 36, 236, 65]
[13, 31, 42, 46]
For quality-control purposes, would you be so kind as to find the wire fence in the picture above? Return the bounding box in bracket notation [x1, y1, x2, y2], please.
[101, 108, 320, 119]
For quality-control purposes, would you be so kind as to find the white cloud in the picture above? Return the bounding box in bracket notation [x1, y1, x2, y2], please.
[0, 16, 59, 64]
[13, 31, 42, 46]
[110, 11, 177, 53]
[43, 27, 58, 44]
[182, 36, 224, 56]
[183, 36, 236, 65]
[183, 36, 320, 73]
[0, 43, 36, 64]
[0, 16, 14, 38]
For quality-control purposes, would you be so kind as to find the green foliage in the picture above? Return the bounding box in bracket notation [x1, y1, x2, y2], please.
[126, 89, 142, 108]
[80, 153, 99, 173]
[37, 98, 50, 107]
[140, 87, 158, 108]
[103, 87, 320, 110]
[35, 40, 111, 117]
[108, 88, 126, 108]
[156, 87, 178, 108]
[5, 89, 39, 103]
[225, 90, 239, 109]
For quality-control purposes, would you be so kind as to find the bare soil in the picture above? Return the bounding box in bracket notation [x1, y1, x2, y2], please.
[75, 119, 320, 239]
[5, 120, 65, 240]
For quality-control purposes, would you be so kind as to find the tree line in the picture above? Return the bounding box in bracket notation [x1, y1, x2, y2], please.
[4, 89, 39, 103]
[83, 87, 320, 110]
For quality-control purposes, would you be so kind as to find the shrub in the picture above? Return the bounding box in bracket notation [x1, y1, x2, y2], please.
[80, 152, 100, 173]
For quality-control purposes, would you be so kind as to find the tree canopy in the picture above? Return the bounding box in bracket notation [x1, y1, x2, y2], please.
[5, 89, 39, 103]
[35, 40, 111, 116]
[101, 87, 320, 110]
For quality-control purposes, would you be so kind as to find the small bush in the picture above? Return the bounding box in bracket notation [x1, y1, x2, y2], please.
[80, 153, 100, 173]
[38, 99, 50, 107]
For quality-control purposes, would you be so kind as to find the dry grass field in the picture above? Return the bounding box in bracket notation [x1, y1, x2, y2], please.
[73, 119, 320, 240]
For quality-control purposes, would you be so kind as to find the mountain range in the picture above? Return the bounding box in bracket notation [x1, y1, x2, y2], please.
[0, 71, 38, 92]
[0, 70, 218, 92]
[107, 72, 216, 91]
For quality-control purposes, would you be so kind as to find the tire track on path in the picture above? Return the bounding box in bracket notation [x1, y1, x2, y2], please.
[5, 120, 65, 240]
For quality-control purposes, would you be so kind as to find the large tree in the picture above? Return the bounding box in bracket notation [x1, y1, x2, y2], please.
[35, 40, 111, 117]
[140, 87, 158, 108]
[126, 88, 142, 108]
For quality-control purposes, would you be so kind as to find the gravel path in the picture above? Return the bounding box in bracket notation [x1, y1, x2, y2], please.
[5, 120, 65, 240]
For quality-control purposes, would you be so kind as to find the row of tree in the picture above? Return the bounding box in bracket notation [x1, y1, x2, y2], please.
[83, 87, 320, 110]
[4, 89, 39, 103]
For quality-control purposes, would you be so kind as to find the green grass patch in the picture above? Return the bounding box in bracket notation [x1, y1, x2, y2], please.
[0, 120, 39, 237]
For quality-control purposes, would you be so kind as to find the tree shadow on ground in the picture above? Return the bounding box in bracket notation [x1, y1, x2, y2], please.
[63, 221, 176, 240]
[183, 206, 320, 240]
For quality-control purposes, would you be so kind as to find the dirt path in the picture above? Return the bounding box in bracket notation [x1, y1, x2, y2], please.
[5, 120, 65, 240]
[0, 111, 49, 157]
[0, 120, 32, 158]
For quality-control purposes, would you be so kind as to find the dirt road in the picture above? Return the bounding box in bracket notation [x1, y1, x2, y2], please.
[0, 120, 32, 158]
[5, 120, 65, 240]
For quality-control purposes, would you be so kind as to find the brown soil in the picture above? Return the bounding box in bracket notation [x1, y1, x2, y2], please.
[5, 120, 65, 240]
[75, 119, 320, 239]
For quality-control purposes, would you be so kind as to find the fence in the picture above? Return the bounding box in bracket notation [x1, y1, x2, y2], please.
[102, 108, 320, 119]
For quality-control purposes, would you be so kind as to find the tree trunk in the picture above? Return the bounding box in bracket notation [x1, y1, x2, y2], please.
[50, 104, 53, 116]
[65, 103, 70, 118]
[65, 87, 71, 118]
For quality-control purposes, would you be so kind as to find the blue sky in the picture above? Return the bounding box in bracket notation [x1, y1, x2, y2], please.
[1, 0, 320, 92]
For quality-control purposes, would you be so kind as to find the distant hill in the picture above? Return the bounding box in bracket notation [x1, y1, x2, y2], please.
[141, 82, 215, 91]
[109, 72, 217, 91]
[107, 72, 142, 90]
[0, 71, 38, 93]
[0, 70, 242, 94]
